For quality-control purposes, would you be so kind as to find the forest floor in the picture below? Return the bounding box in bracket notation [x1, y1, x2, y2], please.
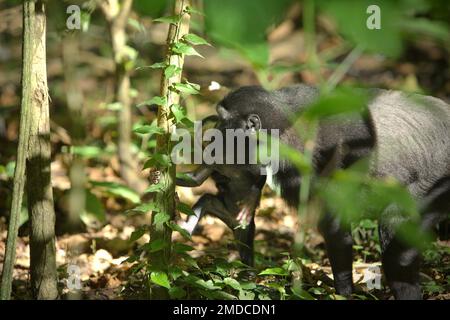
[1, 177, 449, 300]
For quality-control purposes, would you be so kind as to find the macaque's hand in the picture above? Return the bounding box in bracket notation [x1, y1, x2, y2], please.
[236, 205, 252, 229]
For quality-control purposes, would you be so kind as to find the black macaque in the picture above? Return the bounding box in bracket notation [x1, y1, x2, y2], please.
[176, 116, 266, 266]
[212, 84, 450, 300]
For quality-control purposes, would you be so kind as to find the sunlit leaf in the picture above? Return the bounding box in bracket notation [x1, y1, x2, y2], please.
[164, 64, 182, 78]
[90, 181, 140, 204]
[183, 33, 211, 46]
[258, 267, 288, 276]
[137, 96, 167, 107]
[150, 271, 171, 289]
[133, 124, 165, 136]
[172, 42, 204, 57]
[153, 212, 170, 227]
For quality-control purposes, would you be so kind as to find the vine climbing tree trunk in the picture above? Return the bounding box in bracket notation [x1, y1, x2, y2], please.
[148, 0, 190, 299]
[0, 0, 57, 300]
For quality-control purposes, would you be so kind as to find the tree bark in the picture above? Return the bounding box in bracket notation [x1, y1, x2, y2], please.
[0, 0, 57, 300]
[26, 0, 58, 300]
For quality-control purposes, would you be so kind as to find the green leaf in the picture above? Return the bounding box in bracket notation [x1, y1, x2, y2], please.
[130, 226, 146, 242]
[142, 238, 167, 253]
[176, 172, 197, 185]
[185, 6, 204, 16]
[128, 18, 145, 32]
[133, 124, 165, 136]
[125, 202, 159, 216]
[106, 102, 123, 111]
[71, 146, 103, 159]
[169, 286, 186, 299]
[204, 0, 291, 67]
[153, 212, 170, 227]
[143, 153, 171, 169]
[136, 62, 166, 70]
[166, 221, 192, 240]
[303, 87, 368, 120]
[176, 202, 195, 216]
[318, 0, 404, 57]
[172, 82, 200, 95]
[150, 271, 171, 289]
[223, 277, 241, 290]
[133, 0, 167, 18]
[170, 104, 187, 122]
[291, 287, 316, 300]
[239, 290, 255, 300]
[195, 279, 221, 290]
[168, 266, 184, 280]
[164, 64, 182, 78]
[173, 243, 195, 253]
[258, 267, 289, 276]
[183, 33, 211, 46]
[153, 15, 180, 24]
[172, 42, 204, 58]
[90, 181, 140, 204]
[137, 96, 167, 107]
[145, 183, 164, 193]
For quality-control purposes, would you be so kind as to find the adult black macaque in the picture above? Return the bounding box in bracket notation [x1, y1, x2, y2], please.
[213, 84, 450, 300]
[177, 116, 266, 266]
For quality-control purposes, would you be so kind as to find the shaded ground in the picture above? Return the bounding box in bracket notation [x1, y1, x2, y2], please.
[1, 178, 448, 299]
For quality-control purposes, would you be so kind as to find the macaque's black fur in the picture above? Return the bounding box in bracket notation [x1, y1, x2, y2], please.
[176, 116, 265, 266]
[213, 84, 450, 299]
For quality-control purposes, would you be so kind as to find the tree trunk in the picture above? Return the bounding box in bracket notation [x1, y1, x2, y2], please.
[101, 0, 146, 193]
[149, 0, 190, 298]
[0, 0, 57, 300]
[26, 0, 58, 300]
[62, 33, 86, 233]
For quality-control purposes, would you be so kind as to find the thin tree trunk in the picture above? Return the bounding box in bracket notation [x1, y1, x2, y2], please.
[0, 0, 34, 301]
[149, 0, 190, 299]
[26, 0, 58, 300]
[0, 0, 57, 300]
[100, 0, 145, 193]
[62, 33, 86, 233]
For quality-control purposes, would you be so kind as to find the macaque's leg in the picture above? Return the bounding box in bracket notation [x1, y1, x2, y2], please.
[233, 217, 255, 266]
[380, 184, 449, 300]
[176, 166, 213, 187]
[180, 194, 236, 235]
[318, 213, 354, 297]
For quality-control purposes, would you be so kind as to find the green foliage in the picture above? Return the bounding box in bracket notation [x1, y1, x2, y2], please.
[318, 0, 450, 58]
[150, 271, 171, 289]
[133, 0, 169, 18]
[302, 87, 368, 120]
[90, 180, 140, 204]
[80, 189, 106, 227]
[204, 0, 294, 68]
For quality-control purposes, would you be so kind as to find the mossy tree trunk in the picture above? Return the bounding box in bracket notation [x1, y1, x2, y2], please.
[148, 0, 190, 299]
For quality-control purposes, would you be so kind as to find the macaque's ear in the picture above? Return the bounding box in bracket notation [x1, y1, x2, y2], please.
[246, 114, 261, 131]
[217, 105, 231, 120]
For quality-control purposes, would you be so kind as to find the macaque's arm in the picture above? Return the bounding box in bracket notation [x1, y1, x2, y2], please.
[176, 165, 213, 187]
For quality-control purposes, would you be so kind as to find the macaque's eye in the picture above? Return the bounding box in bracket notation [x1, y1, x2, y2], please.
[246, 114, 261, 131]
